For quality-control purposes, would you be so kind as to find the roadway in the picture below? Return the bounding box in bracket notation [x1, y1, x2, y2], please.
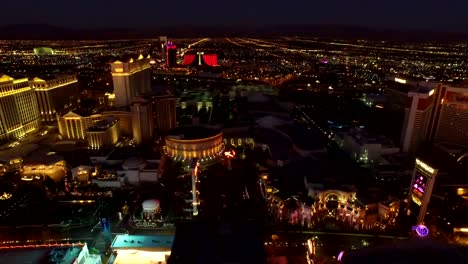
[278, 230, 407, 240]
[188, 38, 209, 49]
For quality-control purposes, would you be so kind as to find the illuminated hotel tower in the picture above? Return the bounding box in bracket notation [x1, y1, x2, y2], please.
[0, 75, 41, 143]
[431, 84, 468, 147]
[110, 54, 151, 108]
[30, 74, 79, 122]
[166, 43, 177, 67]
[130, 97, 154, 145]
[400, 84, 438, 153]
[401, 82, 468, 152]
[407, 158, 438, 224]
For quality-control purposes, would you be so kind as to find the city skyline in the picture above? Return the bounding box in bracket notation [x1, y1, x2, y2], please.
[1, 0, 468, 33]
[1, 8, 468, 261]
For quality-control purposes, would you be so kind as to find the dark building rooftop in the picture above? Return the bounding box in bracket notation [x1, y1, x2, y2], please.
[87, 118, 117, 132]
[167, 126, 221, 140]
[168, 222, 265, 264]
[416, 143, 468, 185]
[0, 245, 84, 264]
[342, 239, 468, 264]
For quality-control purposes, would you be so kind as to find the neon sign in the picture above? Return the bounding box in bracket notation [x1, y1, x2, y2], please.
[411, 194, 422, 206]
[416, 159, 435, 175]
[412, 224, 429, 237]
[337, 251, 345, 262]
[412, 175, 427, 199]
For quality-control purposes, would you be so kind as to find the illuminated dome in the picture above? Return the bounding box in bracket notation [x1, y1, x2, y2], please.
[142, 199, 160, 211]
[33, 47, 55, 55]
[165, 126, 223, 163]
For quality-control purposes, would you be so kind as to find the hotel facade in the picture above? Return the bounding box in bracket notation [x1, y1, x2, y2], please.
[30, 74, 79, 122]
[0, 75, 41, 143]
[57, 111, 132, 141]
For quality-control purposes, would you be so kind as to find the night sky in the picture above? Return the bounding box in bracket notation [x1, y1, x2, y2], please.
[1, 0, 467, 32]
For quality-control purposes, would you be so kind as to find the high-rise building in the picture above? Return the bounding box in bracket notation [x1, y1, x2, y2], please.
[159, 36, 168, 43]
[0, 75, 41, 143]
[131, 97, 154, 145]
[159, 36, 168, 56]
[30, 74, 79, 122]
[400, 86, 437, 153]
[431, 84, 468, 147]
[110, 54, 151, 108]
[401, 80, 468, 152]
[148, 93, 177, 137]
[166, 43, 177, 67]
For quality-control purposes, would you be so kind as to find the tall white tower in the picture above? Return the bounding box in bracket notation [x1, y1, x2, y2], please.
[110, 54, 151, 108]
[190, 159, 200, 216]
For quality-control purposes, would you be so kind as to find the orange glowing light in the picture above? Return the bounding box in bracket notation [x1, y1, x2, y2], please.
[224, 150, 236, 158]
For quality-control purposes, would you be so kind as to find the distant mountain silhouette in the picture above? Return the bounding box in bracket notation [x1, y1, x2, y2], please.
[1, 24, 467, 41]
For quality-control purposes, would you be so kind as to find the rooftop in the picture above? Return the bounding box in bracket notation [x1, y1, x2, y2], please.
[0, 74, 28, 84]
[0, 244, 85, 264]
[107, 147, 161, 161]
[30, 74, 76, 82]
[87, 118, 117, 132]
[111, 234, 174, 251]
[168, 222, 264, 263]
[110, 53, 150, 64]
[343, 239, 468, 264]
[167, 126, 221, 140]
[384, 78, 437, 95]
[416, 143, 468, 185]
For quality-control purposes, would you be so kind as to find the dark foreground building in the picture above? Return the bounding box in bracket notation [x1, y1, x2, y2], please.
[168, 221, 265, 264]
[342, 239, 468, 264]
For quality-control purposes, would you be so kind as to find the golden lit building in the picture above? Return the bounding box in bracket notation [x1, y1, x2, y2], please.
[30, 74, 79, 122]
[110, 54, 151, 108]
[164, 127, 223, 164]
[102, 111, 132, 136]
[87, 118, 120, 149]
[0, 75, 41, 143]
[57, 111, 131, 140]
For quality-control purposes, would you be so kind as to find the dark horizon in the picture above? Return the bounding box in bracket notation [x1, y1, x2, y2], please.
[1, 0, 468, 33]
[1, 23, 468, 41]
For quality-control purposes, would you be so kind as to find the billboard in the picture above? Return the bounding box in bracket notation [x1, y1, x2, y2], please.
[408, 158, 438, 224]
[411, 172, 428, 207]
